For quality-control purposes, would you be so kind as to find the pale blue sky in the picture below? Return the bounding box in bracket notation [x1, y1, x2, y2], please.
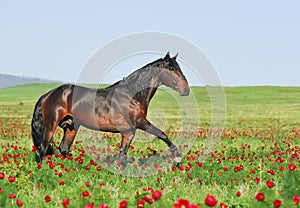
[0, 1, 299, 86]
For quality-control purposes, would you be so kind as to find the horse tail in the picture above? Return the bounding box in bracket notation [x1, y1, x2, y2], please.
[31, 95, 45, 153]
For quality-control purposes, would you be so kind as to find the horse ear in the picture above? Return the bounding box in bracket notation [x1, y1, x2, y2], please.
[164, 52, 170, 62]
[173, 53, 178, 60]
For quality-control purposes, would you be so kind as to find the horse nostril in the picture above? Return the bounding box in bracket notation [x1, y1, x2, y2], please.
[185, 87, 190, 95]
[182, 87, 190, 96]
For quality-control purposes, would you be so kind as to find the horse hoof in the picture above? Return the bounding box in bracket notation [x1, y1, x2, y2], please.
[174, 157, 182, 165]
[115, 160, 126, 170]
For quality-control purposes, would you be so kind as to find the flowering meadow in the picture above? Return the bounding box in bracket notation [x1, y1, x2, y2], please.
[0, 84, 299, 207]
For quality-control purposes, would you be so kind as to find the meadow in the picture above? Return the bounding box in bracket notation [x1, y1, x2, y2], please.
[0, 83, 299, 207]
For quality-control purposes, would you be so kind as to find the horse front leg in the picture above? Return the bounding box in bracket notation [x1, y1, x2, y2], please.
[58, 118, 79, 157]
[119, 132, 135, 167]
[137, 118, 182, 165]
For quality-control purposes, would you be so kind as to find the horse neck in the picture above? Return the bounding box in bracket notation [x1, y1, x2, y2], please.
[128, 66, 162, 105]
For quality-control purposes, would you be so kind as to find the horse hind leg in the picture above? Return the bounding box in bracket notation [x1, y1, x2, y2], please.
[58, 116, 79, 157]
[39, 123, 56, 162]
[119, 131, 135, 168]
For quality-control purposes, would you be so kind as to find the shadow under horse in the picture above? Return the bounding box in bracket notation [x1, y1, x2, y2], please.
[31, 52, 190, 167]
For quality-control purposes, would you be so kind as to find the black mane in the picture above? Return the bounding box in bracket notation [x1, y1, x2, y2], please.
[102, 58, 162, 98]
[105, 58, 163, 88]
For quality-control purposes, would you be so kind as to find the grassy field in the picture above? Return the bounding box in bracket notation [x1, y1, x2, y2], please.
[0, 83, 299, 207]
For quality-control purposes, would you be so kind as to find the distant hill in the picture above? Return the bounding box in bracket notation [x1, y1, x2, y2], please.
[0, 73, 56, 88]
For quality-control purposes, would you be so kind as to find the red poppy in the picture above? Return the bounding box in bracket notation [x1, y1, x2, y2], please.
[205, 194, 218, 207]
[59, 181, 65, 185]
[119, 200, 128, 208]
[16, 199, 23, 207]
[266, 180, 275, 188]
[137, 200, 145, 208]
[220, 202, 227, 208]
[255, 193, 265, 201]
[8, 176, 16, 183]
[288, 164, 297, 171]
[85, 202, 94, 208]
[152, 190, 162, 201]
[142, 196, 153, 205]
[293, 195, 300, 205]
[173, 198, 190, 208]
[45, 195, 51, 202]
[32, 145, 37, 152]
[99, 204, 109, 208]
[0, 172, 4, 179]
[62, 198, 71, 208]
[9, 193, 16, 198]
[81, 190, 90, 198]
[273, 199, 281, 208]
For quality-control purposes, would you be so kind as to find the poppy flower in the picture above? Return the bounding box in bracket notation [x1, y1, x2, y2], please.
[62, 198, 71, 208]
[266, 180, 275, 188]
[99, 204, 109, 208]
[45, 195, 51, 202]
[137, 200, 145, 208]
[0, 172, 4, 179]
[59, 181, 65, 185]
[288, 164, 297, 171]
[220, 202, 227, 208]
[85, 203, 94, 208]
[152, 190, 162, 201]
[9, 193, 16, 198]
[142, 196, 153, 205]
[8, 176, 16, 183]
[81, 191, 90, 198]
[173, 198, 190, 208]
[293, 195, 300, 205]
[119, 200, 128, 208]
[273, 199, 281, 208]
[205, 194, 218, 207]
[255, 193, 265, 201]
[16, 199, 23, 207]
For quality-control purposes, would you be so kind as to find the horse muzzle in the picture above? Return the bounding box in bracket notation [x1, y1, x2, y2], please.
[179, 86, 190, 96]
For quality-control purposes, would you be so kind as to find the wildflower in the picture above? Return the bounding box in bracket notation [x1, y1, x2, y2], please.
[16, 199, 23, 207]
[8, 176, 16, 183]
[152, 190, 162, 201]
[142, 196, 153, 205]
[137, 200, 145, 208]
[119, 200, 128, 208]
[293, 194, 300, 205]
[288, 164, 297, 171]
[173, 198, 190, 208]
[81, 190, 91, 198]
[85, 202, 94, 208]
[0, 172, 5, 179]
[205, 194, 218, 207]
[273, 199, 281, 207]
[255, 193, 265, 201]
[62, 198, 71, 208]
[266, 180, 275, 188]
[45, 195, 51, 202]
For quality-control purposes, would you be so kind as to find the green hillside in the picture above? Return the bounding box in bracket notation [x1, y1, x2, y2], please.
[1, 83, 299, 124]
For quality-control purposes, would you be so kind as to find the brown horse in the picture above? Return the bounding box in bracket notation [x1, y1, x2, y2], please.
[31, 52, 190, 166]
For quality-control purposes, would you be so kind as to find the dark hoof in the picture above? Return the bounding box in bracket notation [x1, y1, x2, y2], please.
[46, 145, 54, 155]
[119, 154, 128, 168]
[35, 153, 42, 163]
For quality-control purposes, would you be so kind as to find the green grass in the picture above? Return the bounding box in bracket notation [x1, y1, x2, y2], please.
[0, 83, 299, 207]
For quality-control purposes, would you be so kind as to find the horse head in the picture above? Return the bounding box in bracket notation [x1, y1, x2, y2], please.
[159, 52, 190, 96]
